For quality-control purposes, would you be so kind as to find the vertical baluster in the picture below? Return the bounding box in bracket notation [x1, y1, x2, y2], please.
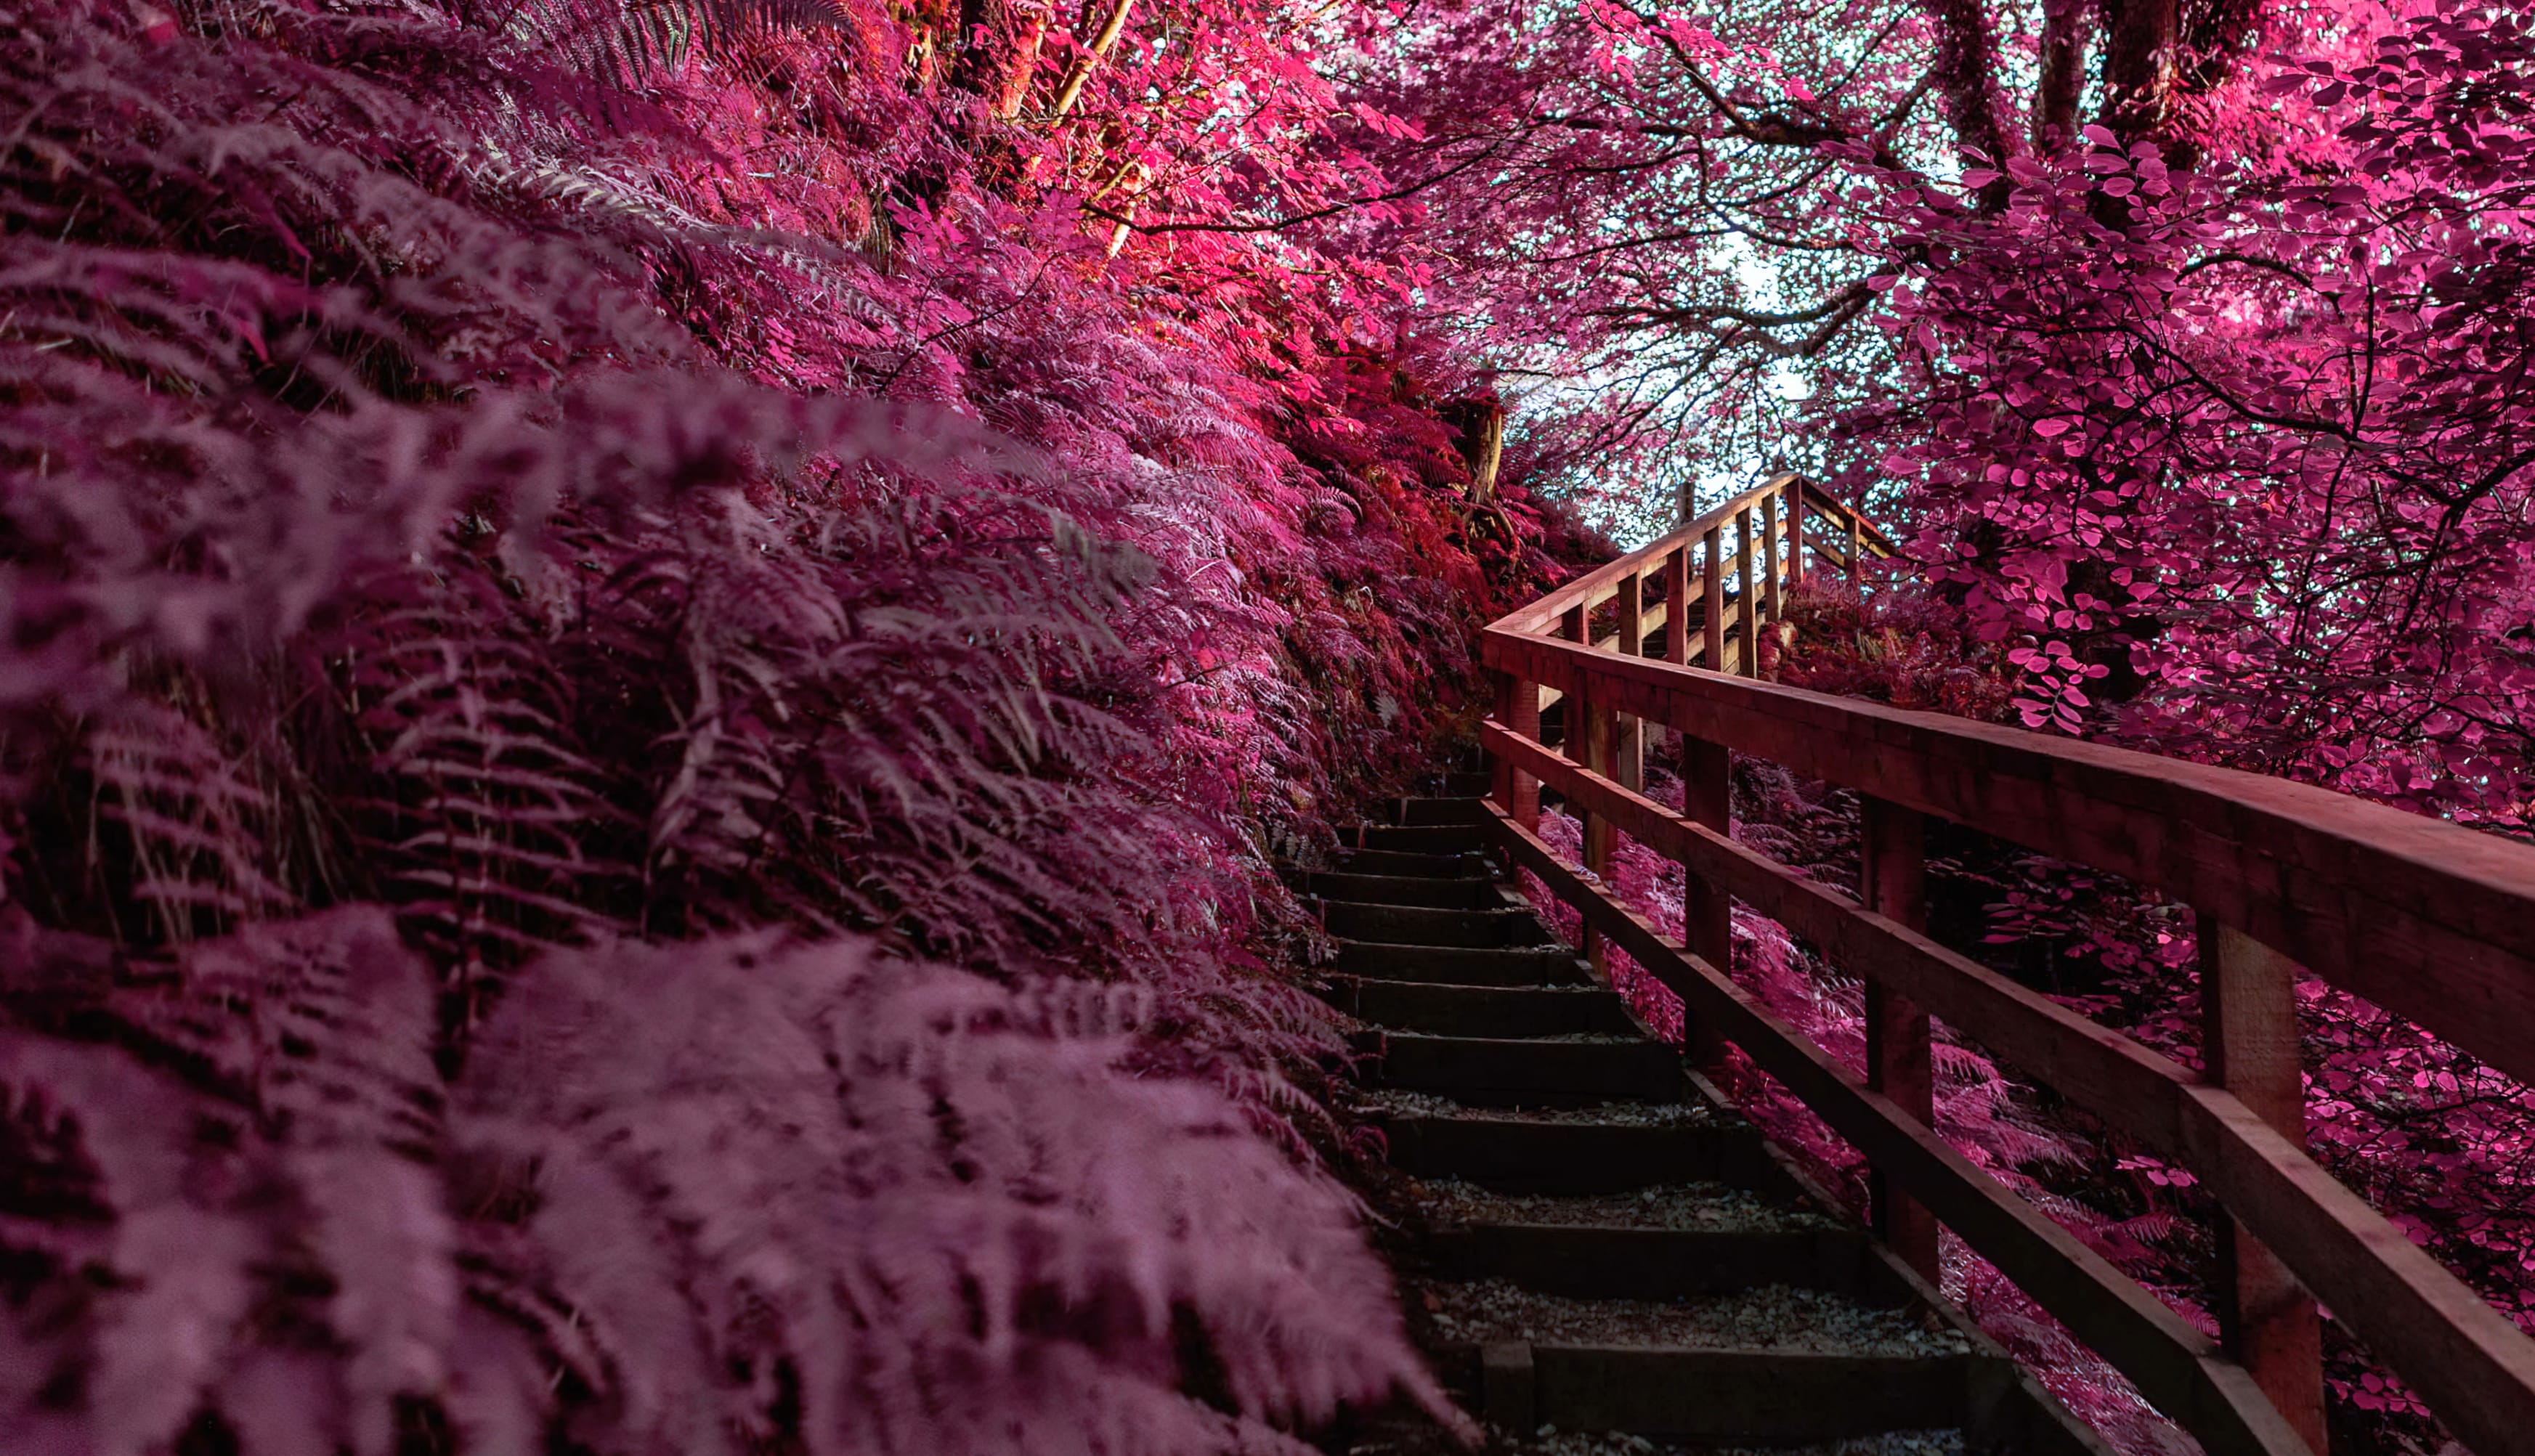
[1559, 603, 1587, 754]
[1786, 478, 1806, 587]
[2202, 921, 2329, 1454]
[1703, 525, 1726, 672]
[1677, 534, 1731, 1073]
[1862, 797, 1941, 1284]
[1615, 571, 1644, 795]
[1735, 507, 1759, 678]
[1681, 726, 1732, 1076]
[1849, 509, 1864, 579]
[1661, 546, 1690, 667]
[1761, 491, 1782, 645]
[1563, 603, 1607, 972]
[1493, 672, 1541, 830]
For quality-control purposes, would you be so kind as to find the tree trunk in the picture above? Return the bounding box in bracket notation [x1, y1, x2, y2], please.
[1050, 0, 1137, 120]
[2034, 0, 2090, 152]
[2098, 0, 2181, 143]
[1919, 0, 2019, 206]
[1460, 398, 1505, 504]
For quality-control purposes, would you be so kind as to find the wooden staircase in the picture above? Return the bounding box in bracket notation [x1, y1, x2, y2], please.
[1297, 784, 2105, 1455]
[1295, 472, 2535, 1456]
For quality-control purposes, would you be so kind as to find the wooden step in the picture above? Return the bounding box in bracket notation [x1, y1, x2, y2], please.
[1290, 871, 1498, 910]
[1381, 1113, 1769, 1192]
[1319, 902, 1545, 948]
[1358, 1033, 1686, 1105]
[1331, 847, 1487, 879]
[1429, 1221, 1878, 1300]
[1348, 823, 1488, 855]
[1332, 941, 1589, 985]
[1469, 1341, 2000, 1443]
[1326, 979, 1640, 1038]
[1386, 795, 1488, 826]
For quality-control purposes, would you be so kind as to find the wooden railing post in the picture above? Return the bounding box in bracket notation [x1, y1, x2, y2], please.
[1565, 603, 1609, 973]
[1492, 672, 1541, 830]
[1735, 507, 1759, 678]
[1862, 796, 1942, 1285]
[1681, 731, 1734, 1077]
[1615, 572, 1644, 795]
[1848, 509, 1864, 579]
[2202, 920, 2329, 1455]
[1761, 491, 1782, 646]
[1786, 478, 1806, 587]
[1703, 526, 1727, 673]
[1661, 546, 1690, 666]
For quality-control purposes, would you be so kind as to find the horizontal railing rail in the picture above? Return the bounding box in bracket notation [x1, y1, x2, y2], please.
[1480, 476, 2535, 1456]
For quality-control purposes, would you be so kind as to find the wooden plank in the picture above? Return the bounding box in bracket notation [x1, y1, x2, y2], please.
[1493, 474, 1886, 639]
[1478, 631, 2535, 1091]
[1790, 484, 1900, 558]
[1703, 524, 1726, 679]
[1615, 566, 1644, 794]
[1786, 477, 1807, 586]
[2201, 923, 2326, 1453]
[1562, 604, 1607, 970]
[1735, 508, 1758, 678]
[1492, 673, 1541, 829]
[1862, 796, 1939, 1284]
[1480, 724, 2535, 1456]
[2172, 1084, 2535, 1456]
[1485, 721, 2199, 1144]
[1684, 726, 1732, 1075]
[1762, 491, 1782, 630]
[1482, 805, 2312, 1456]
[1529, 1345, 1976, 1441]
[1661, 546, 1690, 665]
[1501, 475, 1798, 634]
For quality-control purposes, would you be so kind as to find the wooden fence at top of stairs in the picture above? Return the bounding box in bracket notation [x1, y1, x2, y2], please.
[1472, 472, 2535, 1456]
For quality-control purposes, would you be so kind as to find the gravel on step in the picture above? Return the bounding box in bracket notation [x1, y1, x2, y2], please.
[1418, 1177, 1841, 1232]
[1355, 1087, 1720, 1126]
[1422, 1279, 1970, 1357]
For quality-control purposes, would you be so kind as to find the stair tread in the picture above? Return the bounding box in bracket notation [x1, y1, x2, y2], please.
[1355, 1089, 1721, 1126]
[1321, 901, 1552, 948]
[1329, 978, 1642, 1038]
[1299, 871, 1498, 908]
[1333, 847, 1489, 877]
[1421, 1178, 1841, 1236]
[1423, 1278, 1972, 1359]
[1333, 942, 1589, 985]
[1361, 1033, 1689, 1107]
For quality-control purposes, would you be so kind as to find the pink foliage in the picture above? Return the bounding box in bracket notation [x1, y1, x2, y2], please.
[0, 0, 1609, 1447]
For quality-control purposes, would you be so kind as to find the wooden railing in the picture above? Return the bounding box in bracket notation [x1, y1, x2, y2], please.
[1480, 474, 2535, 1456]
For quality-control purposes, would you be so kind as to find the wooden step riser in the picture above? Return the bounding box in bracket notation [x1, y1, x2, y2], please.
[1332, 942, 1589, 986]
[1327, 979, 1641, 1038]
[1330, 847, 1488, 879]
[1321, 903, 1545, 948]
[1430, 1224, 1879, 1301]
[1382, 1116, 1782, 1194]
[1384, 796, 1489, 826]
[1291, 871, 1500, 910]
[1467, 1344, 2000, 1442]
[1358, 1033, 1686, 1105]
[1345, 823, 1489, 855]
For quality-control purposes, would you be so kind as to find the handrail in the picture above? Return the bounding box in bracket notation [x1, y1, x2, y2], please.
[1501, 471, 1893, 636]
[1479, 476, 2535, 1456]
